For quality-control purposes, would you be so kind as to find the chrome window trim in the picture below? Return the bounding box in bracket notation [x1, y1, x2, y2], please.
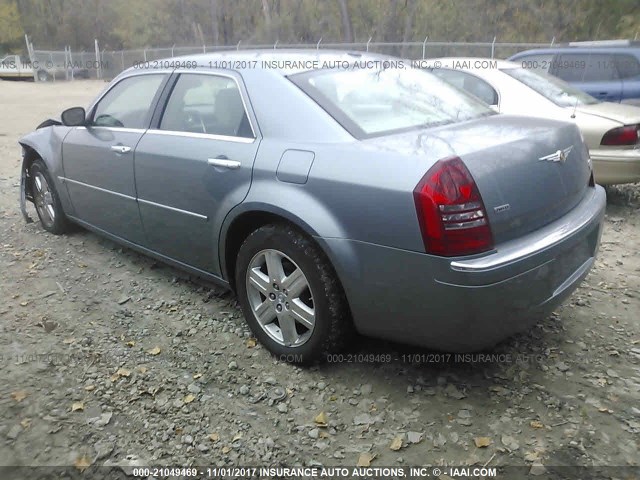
[59, 176, 136, 201]
[145, 129, 255, 144]
[76, 126, 147, 134]
[138, 198, 208, 220]
[159, 70, 258, 140]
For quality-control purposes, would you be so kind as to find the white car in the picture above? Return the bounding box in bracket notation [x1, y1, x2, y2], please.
[427, 58, 640, 185]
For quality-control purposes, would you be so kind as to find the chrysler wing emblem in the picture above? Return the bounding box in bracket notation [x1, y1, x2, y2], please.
[539, 146, 573, 164]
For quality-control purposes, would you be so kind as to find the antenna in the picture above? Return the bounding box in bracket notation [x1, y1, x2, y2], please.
[571, 51, 593, 119]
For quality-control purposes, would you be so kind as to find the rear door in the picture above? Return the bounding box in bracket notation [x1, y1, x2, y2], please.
[62, 73, 169, 244]
[134, 71, 260, 274]
[553, 53, 622, 102]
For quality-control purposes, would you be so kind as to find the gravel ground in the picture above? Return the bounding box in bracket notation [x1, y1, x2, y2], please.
[0, 80, 639, 477]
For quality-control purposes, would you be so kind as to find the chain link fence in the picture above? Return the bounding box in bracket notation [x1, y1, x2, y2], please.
[27, 38, 559, 81]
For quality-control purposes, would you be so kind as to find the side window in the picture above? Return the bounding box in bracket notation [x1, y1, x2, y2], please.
[615, 54, 640, 79]
[432, 69, 498, 105]
[554, 54, 619, 82]
[92, 74, 165, 129]
[160, 73, 253, 138]
[516, 53, 554, 74]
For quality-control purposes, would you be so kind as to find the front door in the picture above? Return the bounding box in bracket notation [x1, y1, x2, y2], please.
[134, 72, 260, 273]
[62, 73, 168, 244]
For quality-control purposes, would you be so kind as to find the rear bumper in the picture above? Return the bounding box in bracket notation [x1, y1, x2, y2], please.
[590, 148, 640, 185]
[322, 186, 606, 352]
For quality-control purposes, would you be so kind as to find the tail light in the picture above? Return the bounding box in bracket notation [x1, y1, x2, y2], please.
[600, 125, 639, 146]
[413, 156, 494, 257]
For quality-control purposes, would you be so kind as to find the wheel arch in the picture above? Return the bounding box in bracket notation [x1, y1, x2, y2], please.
[220, 206, 354, 303]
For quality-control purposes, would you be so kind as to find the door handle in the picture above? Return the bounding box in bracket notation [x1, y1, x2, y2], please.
[207, 158, 241, 169]
[111, 145, 132, 154]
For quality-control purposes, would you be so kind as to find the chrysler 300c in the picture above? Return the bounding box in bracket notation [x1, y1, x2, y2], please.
[19, 51, 606, 362]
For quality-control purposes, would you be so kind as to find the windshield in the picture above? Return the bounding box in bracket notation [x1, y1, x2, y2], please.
[501, 67, 599, 107]
[291, 67, 493, 138]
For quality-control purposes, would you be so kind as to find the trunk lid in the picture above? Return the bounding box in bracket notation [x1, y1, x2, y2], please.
[574, 102, 640, 124]
[365, 114, 592, 245]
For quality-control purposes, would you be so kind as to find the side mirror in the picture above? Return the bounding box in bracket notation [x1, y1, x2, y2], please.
[61, 107, 86, 126]
[489, 104, 499, 113]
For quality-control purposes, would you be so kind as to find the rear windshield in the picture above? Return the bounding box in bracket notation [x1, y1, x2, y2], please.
[291, 67, 494, 139]
[501, 67, 599, 107]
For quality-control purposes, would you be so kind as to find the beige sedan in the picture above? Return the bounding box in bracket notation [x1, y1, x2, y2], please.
[427, 58, 640, 185]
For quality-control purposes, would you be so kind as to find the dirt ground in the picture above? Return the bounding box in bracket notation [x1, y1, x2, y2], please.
[0, 79, 639, 478]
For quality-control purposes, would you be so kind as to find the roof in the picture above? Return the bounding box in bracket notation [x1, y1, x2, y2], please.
[510, 45, 640, 58]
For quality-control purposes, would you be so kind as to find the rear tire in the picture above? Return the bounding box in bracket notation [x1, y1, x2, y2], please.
[36, 69, 49, 82]
[235, 224, 352, 364]
[30, 159, 70, 234]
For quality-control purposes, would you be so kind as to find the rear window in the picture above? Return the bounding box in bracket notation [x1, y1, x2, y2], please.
[291, 67, 493, 139]
[501, 67, 599, 107]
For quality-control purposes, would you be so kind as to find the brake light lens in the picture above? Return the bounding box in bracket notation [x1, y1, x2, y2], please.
[413, 157, 494, 256]
[600, 125, 639, 146]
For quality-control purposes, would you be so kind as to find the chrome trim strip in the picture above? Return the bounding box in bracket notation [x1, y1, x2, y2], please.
[146, 129, 254, 144]
[138, 198, 208, 220]
[450, 188, 604, 272]
[58, 176, 136, 201]
[76, 126, 147, 134]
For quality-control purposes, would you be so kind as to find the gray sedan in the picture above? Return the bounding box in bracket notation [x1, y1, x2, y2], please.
[19, 50, 606, 363]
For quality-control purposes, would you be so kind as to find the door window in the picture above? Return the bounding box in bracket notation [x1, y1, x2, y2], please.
[554, 53, 619, 82]
[160, 73, 254, 138]
[432, 69, 499, 105]
[92, 74, 165, 129]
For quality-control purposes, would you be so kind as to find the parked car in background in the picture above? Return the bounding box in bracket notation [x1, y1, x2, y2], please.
[509, 40, 640, 104]
[19, 50, 605, 362]
[428, 58, 640, 185]
[0, 54, 49, 81]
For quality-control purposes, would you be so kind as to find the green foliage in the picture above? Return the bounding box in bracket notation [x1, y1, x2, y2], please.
[0, 0, 23, 51]
[4, 0, 640, 51]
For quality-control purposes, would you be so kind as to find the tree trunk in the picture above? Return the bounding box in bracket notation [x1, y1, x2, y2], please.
[338, 0, 354, 43]
[210, 0, 219, 45]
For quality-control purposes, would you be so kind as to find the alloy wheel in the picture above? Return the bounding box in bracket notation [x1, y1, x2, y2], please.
[33, 172, 55, 228]
[245, 248, 315, 347]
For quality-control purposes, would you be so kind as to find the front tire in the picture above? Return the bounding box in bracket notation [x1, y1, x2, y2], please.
[235, 224, 352, 364]
[30, 159, 70, 234]
[36, 69, 49, 82]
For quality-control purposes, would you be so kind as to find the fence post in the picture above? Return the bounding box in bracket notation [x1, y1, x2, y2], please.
[422, 36, 428, 59]
[550, 36, 555, 46]
[366, 37, 372, 52]
[316, 38, 322, 50]
[171, 44, 175, 56]
[203, 44, 206, 53]
[94, 39, 101, 79]
[143, 49, 147, 62]
[491, 36, 497, 59]
[237, 40, 241, 50]
[274, 40, 279, 49]
[25, 34, 38, 82]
